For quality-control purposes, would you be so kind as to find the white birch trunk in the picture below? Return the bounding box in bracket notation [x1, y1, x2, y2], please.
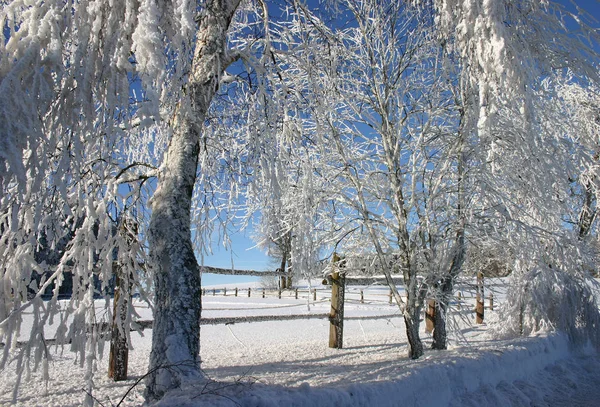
[432, 103, 468, 350]
[145, 0, 241, 400]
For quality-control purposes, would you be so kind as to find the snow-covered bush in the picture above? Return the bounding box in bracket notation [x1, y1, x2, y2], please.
[490, 265, 600, 348]
[259, 275, 279, 290]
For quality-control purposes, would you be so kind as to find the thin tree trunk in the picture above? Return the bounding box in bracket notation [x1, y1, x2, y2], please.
[108, 272, 131, 381]
[383, 118, 425, 359]
[279, 255, 287, 289]
[432, 99, 468, 350]
[432, 230, 465, 349]
[431, 278, 451, 350]
[405, 313, 423, 358]
[145, 0, 241, 401]
[431, 301, 447, 349]
[579, 178, 596, 238]
[404, 275, 424, 359]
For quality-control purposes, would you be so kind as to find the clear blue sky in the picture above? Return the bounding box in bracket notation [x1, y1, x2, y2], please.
[202, 0, 600, 287]
[202, 232, 271, 286]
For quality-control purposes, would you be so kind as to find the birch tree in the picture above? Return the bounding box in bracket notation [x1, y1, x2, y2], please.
[0, 0, 165, 403]
[0, 0, 248, 401]
[272, 0, 463, 358]
[477, 77, 600, 344]
[142, 0, 247, 399]
[3, 0, 600, 403]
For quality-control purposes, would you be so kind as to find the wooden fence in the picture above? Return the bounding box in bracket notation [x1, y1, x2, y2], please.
[104, 268, 498, 381]
[200, 286, 495, 310]
[5, 276, 497, 384]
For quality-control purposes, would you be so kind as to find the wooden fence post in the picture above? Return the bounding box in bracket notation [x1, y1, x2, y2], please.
[313, 288, 317, 301]
[223, 287, 226, 296]
[425, 299, 436, 334]
[489, 293, 494, 311]
[278, 288, 281, 299]
[476, 272, 484, 324]
[234, 287, 238, 297]
[329, 253, 345, 349]
[360, 290, 364, 304]
[295, 288, 298, 299]
[248, 287, 251, 297]
[213, 288, 216, 296]
[262, 288, 265, 298]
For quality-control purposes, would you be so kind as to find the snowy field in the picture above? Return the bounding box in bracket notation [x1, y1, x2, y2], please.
[1, 279, 600, 406]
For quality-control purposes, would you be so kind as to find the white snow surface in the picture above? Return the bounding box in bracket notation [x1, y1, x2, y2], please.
[1, 280, 599, 406]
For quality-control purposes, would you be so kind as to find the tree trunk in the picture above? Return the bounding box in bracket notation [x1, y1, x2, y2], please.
[109, 218, 137, 381]
[431, 247, 466, 348]
[432, 112, 467, 350]
[145, 0, 241, 401]
[432, 301, 447, 349]
[279, 255, 287, 289]
[432, 277, 451, 350]
[579, 178, 596, 238]
[431, 231, 465, 349]
[108, 272, 131, 381]
[404, 276, 424, 359]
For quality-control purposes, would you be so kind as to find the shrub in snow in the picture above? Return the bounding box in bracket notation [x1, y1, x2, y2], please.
[489, 265, 600, 348]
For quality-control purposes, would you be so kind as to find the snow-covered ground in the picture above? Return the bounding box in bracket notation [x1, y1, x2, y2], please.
[1, 279, 598, 406]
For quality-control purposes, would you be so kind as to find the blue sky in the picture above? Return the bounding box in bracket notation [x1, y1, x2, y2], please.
[202, 0, 600, 287]
[201, 232, 271, 286]
[571, 0, 599, 19]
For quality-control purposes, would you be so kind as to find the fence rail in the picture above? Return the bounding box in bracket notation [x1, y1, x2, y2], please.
[201, 266, 286, 277]
[6, 271, 500, 382]
[200, 286, 495, 311]
[4, 311, 405, 349]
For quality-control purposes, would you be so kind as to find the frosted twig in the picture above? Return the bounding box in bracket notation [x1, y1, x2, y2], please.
[358, 320, 367, 342]
[226, 325, 248, 349]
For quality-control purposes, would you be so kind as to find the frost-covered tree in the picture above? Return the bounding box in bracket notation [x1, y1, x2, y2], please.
[557, 82, 600, 241]
[0, 0, 161, 402]
[428, 0, 600, 347]
[429, 69, 473, 350]
[270, 0, 465, 358]
[141, 0, 247, 399]
[0, 0, 248, 402]
[248, 145, 296, 287]
[468, 76, 600, 345]
[433, 0, 600, 133]
[3, 0, 600, 403]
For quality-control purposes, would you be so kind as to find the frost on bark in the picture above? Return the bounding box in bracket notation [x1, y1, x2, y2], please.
[578, 178, 596, 238]
[328, 253, 345, 349]
[109, 218, 138, 381]
[403, 267, 424, 359]
[431, 232, 465, 350]
[109, 272, 132, 381]
[145, 0, 241, 400]
[433, 125, 467, 350]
